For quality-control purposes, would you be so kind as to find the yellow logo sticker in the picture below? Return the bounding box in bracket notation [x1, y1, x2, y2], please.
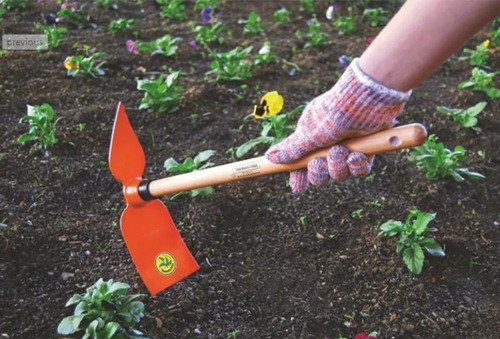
[155, 253, 176, 275]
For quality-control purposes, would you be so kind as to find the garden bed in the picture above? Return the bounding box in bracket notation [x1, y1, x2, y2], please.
[0, 0, 498, 337]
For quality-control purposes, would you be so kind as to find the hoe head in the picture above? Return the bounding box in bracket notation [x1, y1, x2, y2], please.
[109, 102, 199, 295]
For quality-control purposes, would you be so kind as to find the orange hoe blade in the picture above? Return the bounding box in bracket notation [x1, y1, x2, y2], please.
[109, 102, 199, 295]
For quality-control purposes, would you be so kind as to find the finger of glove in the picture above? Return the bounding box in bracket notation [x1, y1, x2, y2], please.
[266, 131, 315, 164]
[347, 152, 374, 177]
[289, 169, 309, 193]
[307, 157, 329, 186]
[327, 145, 350, 182]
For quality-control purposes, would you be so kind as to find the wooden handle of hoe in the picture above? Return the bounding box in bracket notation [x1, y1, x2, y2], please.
[147, 123, 427, 197]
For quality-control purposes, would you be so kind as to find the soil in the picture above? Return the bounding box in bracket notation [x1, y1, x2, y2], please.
[0, 1, 499, 338]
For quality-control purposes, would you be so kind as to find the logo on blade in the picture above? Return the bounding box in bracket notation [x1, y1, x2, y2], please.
[155, 253, 176, 275]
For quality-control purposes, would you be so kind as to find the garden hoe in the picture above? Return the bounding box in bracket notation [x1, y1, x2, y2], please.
[108, 102, 427, 295]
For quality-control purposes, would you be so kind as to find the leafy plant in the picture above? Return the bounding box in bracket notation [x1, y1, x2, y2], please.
[436, 101, 487, 128]
[333, 7, 356, 35]
[408, 134, 485, 182]
[194, 0, 219, 10]
[254, 42, 276, 65]
[157, 0, 186, 20]
[109, 18, 138, 34]
[57, 6, 87, 27]
[273, 7, 290, 25]
[379, 209, 445, 274]
[458, 67, 499, 99]
[18, 103, 60, 150]
[238, 11, 263, 35]
[137, 71, 183, 113]
[164, 150, 216, 199]
[236, 105, 304, 158]
[136, 35, 181, 57]
[57, 278, 146, 338]
[190, 21, 225, 46]
[303, 17, 328, 47]
[362, 7, 388, 27]
[64, 51, 106, 77]
[35, 23, 67, 49]
[0, 0, 26, 10]
[300, 0, 314, 14]
[491, 28, 500, 47]
[460, 40, 490, 67]
[206, 46, 253, 81]
[0, 6, 5, 23]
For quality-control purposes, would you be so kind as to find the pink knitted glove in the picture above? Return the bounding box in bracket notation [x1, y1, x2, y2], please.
[266, 58, 411, 193]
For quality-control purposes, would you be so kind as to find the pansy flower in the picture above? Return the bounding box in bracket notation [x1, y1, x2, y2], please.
[61, 2, 78, 11]
[253, 91, 284, 120]
[326, 4, 336, 20]
[200, 6, 213, 24]
[126, 39, 138, 54]
[188, 39, 198, 49]
[338, 55, 352, 69]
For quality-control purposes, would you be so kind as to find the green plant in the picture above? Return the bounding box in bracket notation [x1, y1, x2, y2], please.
[408, 134, 484, 182]
[238, 11, 263, 35]
[300, 0, 314, 14]
[436, 101, 486, 128]
[109, 18, 138, 34]
[303, 17, 328, 47]
[164, 150, 216, 199]
[491, 29, 500, 47]
[0, 0, 26, 10]
[206, 46, 253, 81]
[333, 7, 356, 35]
[379, 209, 445, 274]
[0, 6, 6, 21]
[190, 21, 225, 46]
[64, 51, 106, 77]
[137, 71, 183, 113]
[460, 40, 490, 67]
[57, 7, 87, 27]
[95, 0, 117, 9]
[351, 208, 364, 219]
[273, 7, 290, 25]
[136, 35, 181, 57]
[254, 42, 276, 65]
[157, 0, 186, 20]
[194, 0, 219, 10]
[35, 23, 67, 49]
[57, 278, 146, 338]
[18, 103, 60, 150]
[362, 7, 388, 27]
[458, 67, 499, 99]
[236, 105, 304, 158]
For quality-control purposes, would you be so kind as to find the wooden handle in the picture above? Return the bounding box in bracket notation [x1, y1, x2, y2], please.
[148, 123, 427, 197]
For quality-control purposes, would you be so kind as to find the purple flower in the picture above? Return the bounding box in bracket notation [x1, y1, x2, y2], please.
[326, 4, 337, 20]
[338, 55, 351, 69]
[61, 2, 78, 11]
[306, 18, 313, 25]
[126, 39, 139, 54]
[44, 13, 57, 25]
[188, 39, 198, 49]
[200, 6, 213, 24]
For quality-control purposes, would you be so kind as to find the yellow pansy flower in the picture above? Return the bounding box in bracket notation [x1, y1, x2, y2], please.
[64, 58, 80, 71]
[253, 91, 284, 120]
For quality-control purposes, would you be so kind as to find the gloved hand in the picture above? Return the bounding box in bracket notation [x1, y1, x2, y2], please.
[265, 58, 412, 193]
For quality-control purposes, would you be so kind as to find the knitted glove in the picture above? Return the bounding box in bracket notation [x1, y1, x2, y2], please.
[266, 58, 411, 193]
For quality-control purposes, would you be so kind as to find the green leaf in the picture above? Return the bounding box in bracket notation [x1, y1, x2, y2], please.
[104, 322, 120, 339]
[379, 220, 404, 237]
[420, 237, 445, 256]
[413, 211, 435, 235]
[57, 315, 85, 335]
[403, 244, 424, 274]
[109, 281, 130, 294]
[236, 136, 274, 158]
[65, 294, 82, 306]
[193, 149, 216, 165]
[190, 186, 214, 197]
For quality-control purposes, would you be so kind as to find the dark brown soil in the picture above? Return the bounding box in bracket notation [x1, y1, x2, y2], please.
[1, 1, 499, 338]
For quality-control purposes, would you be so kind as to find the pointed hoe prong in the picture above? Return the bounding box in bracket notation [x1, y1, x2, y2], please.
[109, 102, 146, 184]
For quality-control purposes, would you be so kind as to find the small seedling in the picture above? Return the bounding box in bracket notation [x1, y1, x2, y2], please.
[0, 0, 26, 10]
[436, 101, 486, 128]
[136, 35, 181, 57]
[164, 150, 216, 199]
[75, 122, 86, 132]
[408, 134, 485, 182]
[57, 278, 146, 338]
[157, 0, 186, 20]
[64, 51, 106, 77]
[304, 17, 328, 47]
[206, 46, 253, 81]
[95, 0, 118, 9]
[137, 71, 183, 113]
[362, 7, 388, 27]
[194, 0, 219, 10]
[109, 18, 138, 34]
[238, 11, 263, 35]
[300, 0, 314, 14]
[458, 67, 499, 99]
[333, 7, 356, 35]
[236, 104, 304, 158]
[273, 7, 290, 25]
[190, 21, 225, 46]
[35, 23, 67, 49]
[351, 208, 364, 219]
[254, 42, 276, 65]
[460, 40, 490, 67]
[18, 104, 60, 150]
[379, 209, 445, 274]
